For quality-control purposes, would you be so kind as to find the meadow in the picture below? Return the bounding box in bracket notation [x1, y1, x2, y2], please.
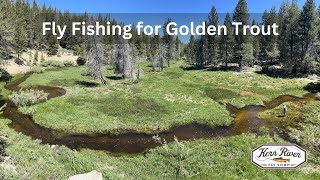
[0, 62, 319, 179]
[18, 62, 310, 134]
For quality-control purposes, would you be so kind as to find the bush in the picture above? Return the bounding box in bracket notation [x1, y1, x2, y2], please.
[76, 57, 86, 66]
[9, 89, 48, 106]
[34, 50, 39, 63]
[41, 60, 64, 67]
[18, 106, 36, 115]
[0, 68, 11, 81]
[0, 103, 6, 114]
[14, 58, 24, 65]
[31, 66, 45, 74]
[63, 60, 75, 67]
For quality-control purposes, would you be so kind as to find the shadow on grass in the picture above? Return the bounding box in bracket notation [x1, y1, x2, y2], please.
[205, 66, 240, 72]
[106, 76, 123, 80]
[256, 68, 307, 79]
[75, 81, 99, 88]
[204, 87, 238, 102]
[181, 65, 240, 72]
[180, 65, 209, 71]
[304, 82, 320, 93]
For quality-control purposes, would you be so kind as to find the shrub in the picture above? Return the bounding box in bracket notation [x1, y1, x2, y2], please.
[63, 60, 75, 67]
[18, 106, 36, 115]
[14, 58, 24, 65]
[76, 57, 86, 66]
[41, 60, 64, 67]
[0, 103, 6, 114]
[73, 44, 86, 57]
[31, 66, 45, 74]
[41, 53, 45, 62]
[0, 68, 11, 81]
[34, 50, 39, 63]
[9, 89, 48, 106]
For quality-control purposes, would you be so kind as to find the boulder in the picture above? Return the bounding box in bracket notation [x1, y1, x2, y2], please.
[68, 171, 103, 180]
[317, 93, 320, 100]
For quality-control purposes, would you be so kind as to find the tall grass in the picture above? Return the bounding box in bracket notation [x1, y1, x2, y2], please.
[9, 89, 48, 106]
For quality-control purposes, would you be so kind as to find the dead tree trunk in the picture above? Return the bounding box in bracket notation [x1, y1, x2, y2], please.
[112, 36, 134, 79]
[86, 36, 107, 85]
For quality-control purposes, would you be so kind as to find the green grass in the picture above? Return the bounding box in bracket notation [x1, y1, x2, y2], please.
[21, 67, 98, 88]
[0, 118, 320, 179]
[1, 63, 320, 179]
[19, 62, 311, 134]
[258, 100, 320, 168]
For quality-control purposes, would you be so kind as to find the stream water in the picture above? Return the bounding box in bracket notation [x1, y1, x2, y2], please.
[0, 74, 318, 154]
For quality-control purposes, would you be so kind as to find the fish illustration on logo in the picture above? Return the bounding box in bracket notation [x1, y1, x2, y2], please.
[273, 157, 290, 163]
[252, 144, 306, 169]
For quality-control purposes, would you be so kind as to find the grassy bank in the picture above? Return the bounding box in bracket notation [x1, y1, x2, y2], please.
[17, 63, 312, 134]
[1, 118, 320, 179]
[259, 100, 320, 159]
[1, 63, 320, 179]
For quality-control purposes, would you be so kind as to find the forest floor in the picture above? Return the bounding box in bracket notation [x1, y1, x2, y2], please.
[0, 61, 320, 179]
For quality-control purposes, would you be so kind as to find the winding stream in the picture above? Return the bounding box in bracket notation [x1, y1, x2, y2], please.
[0, 74, 318, 154]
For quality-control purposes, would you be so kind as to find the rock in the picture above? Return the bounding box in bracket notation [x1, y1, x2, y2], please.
[68, 171, 102, 180]
[317, 93, 320, 100]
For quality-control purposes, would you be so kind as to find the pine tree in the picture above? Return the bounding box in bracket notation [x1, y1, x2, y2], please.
[48, 36, 59, 56]
[260, 7, 279, 69]
[163, 18, 174, 67]
[13, 0, 28, 59]
[196, 35, 207, 68]
[251, 20, 261, 63]
[260, 10, 270, 64]
[150, 35, 161, 71]
[279, 0, 300, 73]
[298, 0, 318, 73]
[219, 13, 234, 67]
[207, 6, 219, 66]
[233, 0, 253, 70]
[0, 0, 15, 59]
[175, 36, 181, 58]
[31, 0, 41, 49]
[185, 35, 196, 64]
[23, 0, 34, 48]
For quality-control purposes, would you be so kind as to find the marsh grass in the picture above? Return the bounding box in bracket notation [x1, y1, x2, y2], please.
[19, 63, 312, 134]
[259, 101, 320, 168]
[9, 89, 48, 106]
[1, 68, 320, 179]
[0, 117, 319, 179]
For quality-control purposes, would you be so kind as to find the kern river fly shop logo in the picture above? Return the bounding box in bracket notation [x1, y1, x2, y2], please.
[251, 144, 306, 169]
